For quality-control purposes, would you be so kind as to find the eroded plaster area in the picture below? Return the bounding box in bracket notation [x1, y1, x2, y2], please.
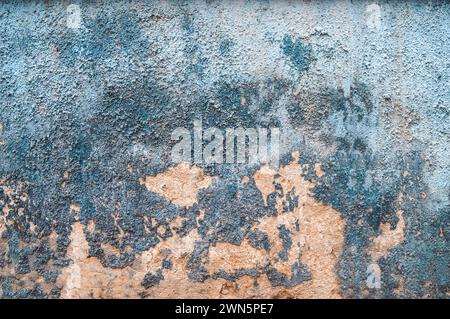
[22, 153, 346, 298]
[139, 162, 217, 208]
[0, 1, 448, 298]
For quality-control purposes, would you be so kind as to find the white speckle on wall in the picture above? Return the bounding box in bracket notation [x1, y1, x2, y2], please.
[67, 4, 81, 30]
[366, 263, 381, 289]
[365, 3, 381, 30]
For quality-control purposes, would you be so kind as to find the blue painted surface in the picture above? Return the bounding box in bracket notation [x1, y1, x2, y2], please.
[0, 1, 448, 298]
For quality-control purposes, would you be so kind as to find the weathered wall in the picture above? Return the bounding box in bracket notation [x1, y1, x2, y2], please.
[0, 1, 448, 299]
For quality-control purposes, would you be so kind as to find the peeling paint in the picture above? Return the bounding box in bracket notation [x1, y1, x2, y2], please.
[0, 1, 448, 299]
[367, 210, 406, 263]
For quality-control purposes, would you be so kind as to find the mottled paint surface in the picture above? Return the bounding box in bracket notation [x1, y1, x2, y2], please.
[0, 1, 449, 299]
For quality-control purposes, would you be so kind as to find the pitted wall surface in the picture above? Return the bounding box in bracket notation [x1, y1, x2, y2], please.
[0, 1, 448, 298]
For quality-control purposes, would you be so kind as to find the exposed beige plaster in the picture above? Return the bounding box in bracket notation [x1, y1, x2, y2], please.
[1, 155, 347, 299]
[208, 241, 268, 273]
[59, 218, 204, 299]
[59, 222, 142, 298]
[314, 163, 325, 177]
[254, 164, 276, 206]
[250, 152, 346, 298]
[139, 162, 217, 207]
[367, 210, 406, 262]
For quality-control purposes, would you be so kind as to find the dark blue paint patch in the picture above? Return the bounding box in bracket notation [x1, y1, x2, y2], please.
[277, 224, 292, 262]
[142, 269, 164, 289]
[211, 268, 260, 281]
[247, 229, 271, 253]
[59, 12, 149, 67]
[266, 262, 312, 288]
[186, 242, 210, 283]
[281, 34, 314, 74]
[162, 258, 173, 270]
[219, 38, 234, 55]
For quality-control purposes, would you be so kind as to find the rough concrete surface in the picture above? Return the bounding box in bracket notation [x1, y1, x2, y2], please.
[0, 1, 449, 299]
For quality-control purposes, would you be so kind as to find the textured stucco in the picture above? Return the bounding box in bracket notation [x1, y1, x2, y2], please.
[0, 1, 449, 299]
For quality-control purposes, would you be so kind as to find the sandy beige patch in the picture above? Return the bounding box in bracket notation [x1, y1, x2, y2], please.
[139, 162, 216, 207]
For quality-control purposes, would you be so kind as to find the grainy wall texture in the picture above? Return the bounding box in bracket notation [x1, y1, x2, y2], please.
[0, 1, 449, 299]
